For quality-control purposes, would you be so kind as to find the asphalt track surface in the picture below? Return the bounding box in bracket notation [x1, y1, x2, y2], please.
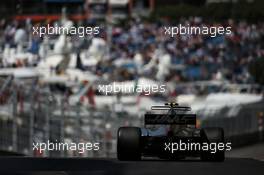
[227, 142, 264, 161]
[0, 157, 263, 175]
[1, 143, 264, 175]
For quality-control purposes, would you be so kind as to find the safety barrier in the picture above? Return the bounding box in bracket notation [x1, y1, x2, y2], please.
[201, 100, 264, 147]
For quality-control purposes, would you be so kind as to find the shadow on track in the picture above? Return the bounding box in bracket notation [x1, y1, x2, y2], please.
[0, 157, 263, 175]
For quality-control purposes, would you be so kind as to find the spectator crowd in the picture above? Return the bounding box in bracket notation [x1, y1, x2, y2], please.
[0, 16, 264, 85]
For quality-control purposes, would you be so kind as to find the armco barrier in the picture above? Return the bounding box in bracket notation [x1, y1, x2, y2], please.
[201, 100, 264, 147]
[0, 80, 263, 156]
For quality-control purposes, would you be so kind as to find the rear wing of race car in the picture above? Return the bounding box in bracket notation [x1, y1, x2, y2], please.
[145, 103, 196, 125]
[144, 114, 196, 125]
[151, 105, 191, 111]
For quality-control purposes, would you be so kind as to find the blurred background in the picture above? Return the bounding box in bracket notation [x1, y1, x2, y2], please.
[0, 0, 263, 158]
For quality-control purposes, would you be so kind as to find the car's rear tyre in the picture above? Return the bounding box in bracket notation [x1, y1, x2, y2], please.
[117, 127, 141, 161]
[200, 127, 225, 162]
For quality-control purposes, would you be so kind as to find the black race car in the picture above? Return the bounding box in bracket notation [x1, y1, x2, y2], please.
[117, 103, 225, 161]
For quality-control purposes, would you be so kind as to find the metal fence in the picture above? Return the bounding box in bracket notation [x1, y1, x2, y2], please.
[0, 78, 139, 157]
[201, 100, 264, 146]
[0, 77, 263, 156]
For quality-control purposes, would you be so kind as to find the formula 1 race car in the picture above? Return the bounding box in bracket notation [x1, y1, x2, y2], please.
[117, 103, 225, 161]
